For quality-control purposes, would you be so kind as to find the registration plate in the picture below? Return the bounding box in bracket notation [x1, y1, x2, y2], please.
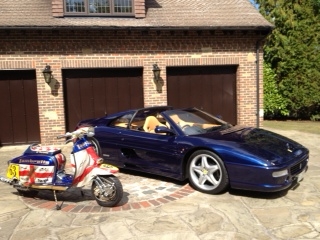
[6, 164, 20, 179]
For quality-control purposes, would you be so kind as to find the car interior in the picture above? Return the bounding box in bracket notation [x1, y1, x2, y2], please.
[142, 116, 166, 133]
[110, 113, 168, 134]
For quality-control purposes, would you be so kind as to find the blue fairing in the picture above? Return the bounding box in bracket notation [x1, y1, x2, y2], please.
[72, 137, 92, 153]
[10, 154, 57, 166]
[9, 152, 69, 185]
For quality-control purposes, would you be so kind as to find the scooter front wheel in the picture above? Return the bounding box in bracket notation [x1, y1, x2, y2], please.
[91, 175, 123, 207]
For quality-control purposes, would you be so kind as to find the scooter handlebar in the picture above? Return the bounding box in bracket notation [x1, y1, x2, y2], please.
[56, 128, 90, 140]
[56, 132, 73, 139]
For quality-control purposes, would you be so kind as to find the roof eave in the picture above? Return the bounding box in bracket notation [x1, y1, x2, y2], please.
[0, 25, 274, 32]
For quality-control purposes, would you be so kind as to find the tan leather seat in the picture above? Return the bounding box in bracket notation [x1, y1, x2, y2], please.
[169, 114, 192, 129]
[143, 116, 165, 133]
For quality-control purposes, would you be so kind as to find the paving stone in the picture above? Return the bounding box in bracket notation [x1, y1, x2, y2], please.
[0, 128, 319, 240]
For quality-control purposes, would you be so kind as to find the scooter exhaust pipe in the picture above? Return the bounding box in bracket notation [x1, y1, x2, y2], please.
[0, 176, 12, 184]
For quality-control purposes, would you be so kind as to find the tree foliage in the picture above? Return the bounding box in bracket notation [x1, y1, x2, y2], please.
[263, 62, 289, 118]
[254, 0, 320, 119]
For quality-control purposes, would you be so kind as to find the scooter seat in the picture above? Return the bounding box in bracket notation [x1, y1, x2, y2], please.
[23, 144, 62, 156]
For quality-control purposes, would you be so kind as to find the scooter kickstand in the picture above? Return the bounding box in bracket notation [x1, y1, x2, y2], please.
[53, 190, 63, 210]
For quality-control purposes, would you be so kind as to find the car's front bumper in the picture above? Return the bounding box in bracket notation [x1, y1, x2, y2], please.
[227, 156, 309, 193]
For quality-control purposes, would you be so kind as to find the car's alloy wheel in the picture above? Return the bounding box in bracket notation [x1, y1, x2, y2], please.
[187, 150, 229, 194]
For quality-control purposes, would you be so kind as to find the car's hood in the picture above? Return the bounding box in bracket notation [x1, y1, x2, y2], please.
[200, 125, 308, 165]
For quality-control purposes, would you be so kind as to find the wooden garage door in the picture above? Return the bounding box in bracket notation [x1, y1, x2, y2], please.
[0, 70, 40, 146]
[167, 66, 237, 125]
[63, 68, 144, 131]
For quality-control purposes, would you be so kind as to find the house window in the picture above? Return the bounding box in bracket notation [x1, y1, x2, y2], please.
[65, 0, 134, 15]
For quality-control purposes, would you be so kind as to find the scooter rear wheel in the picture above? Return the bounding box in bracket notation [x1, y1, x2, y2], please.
[91, 175, 123, 207]
[17, 189, 38, 198]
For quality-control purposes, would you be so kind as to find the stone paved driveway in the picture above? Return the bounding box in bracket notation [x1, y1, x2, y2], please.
[0, 128, 319, 240]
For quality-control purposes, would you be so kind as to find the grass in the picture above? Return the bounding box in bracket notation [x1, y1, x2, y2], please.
[262, 120, 320, 135]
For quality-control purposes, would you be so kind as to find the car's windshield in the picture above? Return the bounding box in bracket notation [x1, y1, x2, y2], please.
[166, 109, 231, 135]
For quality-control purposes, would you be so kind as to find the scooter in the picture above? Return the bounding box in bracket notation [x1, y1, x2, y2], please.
[0, 127, 123, 210]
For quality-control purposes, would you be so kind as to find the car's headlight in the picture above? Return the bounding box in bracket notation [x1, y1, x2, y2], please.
[272, 169, 288, 178]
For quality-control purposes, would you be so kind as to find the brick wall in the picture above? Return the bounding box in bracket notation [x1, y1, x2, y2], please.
[0, 29, 264, 144]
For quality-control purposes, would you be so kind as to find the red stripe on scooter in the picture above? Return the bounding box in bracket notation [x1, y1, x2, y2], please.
[35, 172, 54, 178]
[72, 165, 95, 185]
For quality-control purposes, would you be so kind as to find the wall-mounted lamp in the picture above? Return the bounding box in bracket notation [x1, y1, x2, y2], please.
[42, 64, 52, 84]
[152, 63, 161, 83]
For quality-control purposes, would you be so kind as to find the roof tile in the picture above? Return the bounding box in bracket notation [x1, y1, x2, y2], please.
[0, 0, 273, 29]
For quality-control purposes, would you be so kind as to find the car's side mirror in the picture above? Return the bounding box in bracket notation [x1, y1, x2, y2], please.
[155, 126, 175, 135]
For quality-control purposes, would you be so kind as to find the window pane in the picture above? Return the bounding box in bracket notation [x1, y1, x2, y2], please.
[66, 0, 85, 12]
[114, 0, 132, 13]
[90, 0, 110, 13]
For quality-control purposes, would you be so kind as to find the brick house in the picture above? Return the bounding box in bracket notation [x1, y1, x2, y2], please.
[0, 0, 273, 145]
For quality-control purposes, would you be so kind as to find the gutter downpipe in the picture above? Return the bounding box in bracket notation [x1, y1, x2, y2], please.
[256, 39, 261, 128]
[255, 29, 272, 128]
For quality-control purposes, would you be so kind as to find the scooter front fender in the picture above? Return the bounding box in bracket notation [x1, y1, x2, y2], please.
[74, 164, 118, 187]
[91, 164, 119, 176]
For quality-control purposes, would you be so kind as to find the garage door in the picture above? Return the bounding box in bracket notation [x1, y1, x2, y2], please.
[63, 68, 144, 131]
[167, 65, 237, 125]
[0, 70, 40, 146]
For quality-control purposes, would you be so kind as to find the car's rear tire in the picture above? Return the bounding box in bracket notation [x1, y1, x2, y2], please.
[187, 150, 229, 194]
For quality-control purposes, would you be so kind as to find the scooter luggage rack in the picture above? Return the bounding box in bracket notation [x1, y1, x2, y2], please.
[23, 144, 62, 156]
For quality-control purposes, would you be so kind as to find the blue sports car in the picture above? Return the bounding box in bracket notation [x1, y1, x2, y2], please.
[77, 106, 309, 194]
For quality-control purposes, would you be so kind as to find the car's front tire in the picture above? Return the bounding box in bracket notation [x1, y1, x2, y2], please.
[187, 150, 229, 194]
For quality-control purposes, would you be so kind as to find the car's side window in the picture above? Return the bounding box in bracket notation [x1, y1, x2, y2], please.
[109, 113, 133, 128]
[129, 119, 145, 130]
[110, 118, 129, 128]
[128, 111, 169, 134]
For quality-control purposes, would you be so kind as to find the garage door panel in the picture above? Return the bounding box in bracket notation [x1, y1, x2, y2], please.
[64, 68, 143, 132]
[79, 78, 94, 120]
[201, 76, 214, 112]
[117, 77, 132, 111]
[167, 66, 237, 125]
[0, 80, 13, 144]
[93, 78, 107, 117]
[10, 80, 28, 144]
[0, 70, 40, 145]
[222, 74, 236, 122]
[215, 77, 225, 115]
[189, 78, 203, 108]
[173, 76, 192, 108]
[65, 78, 82, 130]
[23, 79, 41, 142]
[128, 77, 144, 110]
[104, 77, 119, 115]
